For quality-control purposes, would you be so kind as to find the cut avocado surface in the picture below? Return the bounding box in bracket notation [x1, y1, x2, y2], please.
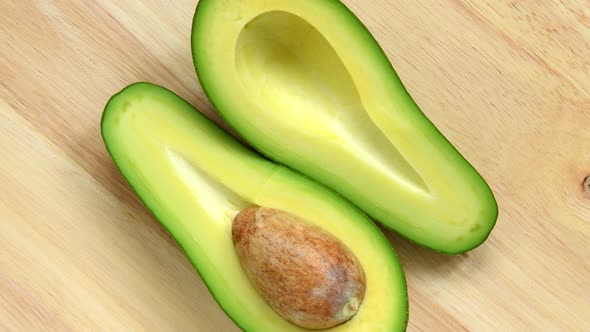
[101, 83, 408, 331]
[191, 0, 498, 254]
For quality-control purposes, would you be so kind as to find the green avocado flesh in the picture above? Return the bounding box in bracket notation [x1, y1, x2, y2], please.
[191, 0, 498, 253]
[101, 83, 407, 331]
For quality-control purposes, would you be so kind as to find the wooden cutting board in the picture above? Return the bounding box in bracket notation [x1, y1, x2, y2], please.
[1, 0, 588, 331]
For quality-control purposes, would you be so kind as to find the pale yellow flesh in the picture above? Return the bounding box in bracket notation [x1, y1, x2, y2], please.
[194, 0, 491, 250]
[236, 11, 429, 195]
[108, 96, 404, 331]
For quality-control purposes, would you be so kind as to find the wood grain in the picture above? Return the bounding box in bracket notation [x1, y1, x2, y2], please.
[0, 0, 588, 331]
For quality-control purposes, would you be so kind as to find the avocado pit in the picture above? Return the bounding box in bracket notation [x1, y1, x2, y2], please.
[232, 207, 366, 329]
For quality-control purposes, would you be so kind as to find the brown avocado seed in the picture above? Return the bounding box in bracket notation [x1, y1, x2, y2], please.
[232, 207, 366, 329]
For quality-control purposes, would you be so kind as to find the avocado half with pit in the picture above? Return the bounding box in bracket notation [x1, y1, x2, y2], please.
[191, 0, 498, 253]
[101, 83, 408, 331]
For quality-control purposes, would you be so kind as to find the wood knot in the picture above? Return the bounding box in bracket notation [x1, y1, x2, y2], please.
[583, 176, 590, 197]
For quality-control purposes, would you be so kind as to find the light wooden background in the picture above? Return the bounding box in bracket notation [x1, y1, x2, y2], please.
[1, 0, 589, 331]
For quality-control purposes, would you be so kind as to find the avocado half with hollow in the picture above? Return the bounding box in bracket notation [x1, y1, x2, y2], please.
[101, 83, 408, 331]
[191, 0, 498, 253]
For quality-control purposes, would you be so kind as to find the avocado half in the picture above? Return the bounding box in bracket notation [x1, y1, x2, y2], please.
[101, 83, 408, 331]
[191, 0, 498, 254]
